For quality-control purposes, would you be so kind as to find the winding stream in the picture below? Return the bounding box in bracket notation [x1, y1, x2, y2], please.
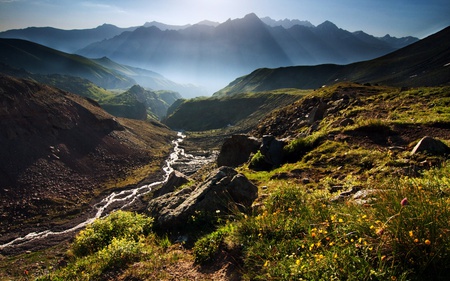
[0, 132, 209, 251]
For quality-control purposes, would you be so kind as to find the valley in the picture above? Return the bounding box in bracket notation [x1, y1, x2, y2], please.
[0, 15, 449, 281]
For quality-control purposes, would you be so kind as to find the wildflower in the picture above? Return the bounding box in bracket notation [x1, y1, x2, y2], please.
[288, 207, 293, 212]
[409, 230, 414, 238]
[376, 228, 385, 236]
[425, 239, 431, 245]
[296, 259, 301, 266]
[311, 232, 316, 238]
[400, 197, 408, 206]
[414, 238, 419, 243]
[338, 218, 344, 223]
[264, 260, 269, 267]
[381, 255, 387, 261]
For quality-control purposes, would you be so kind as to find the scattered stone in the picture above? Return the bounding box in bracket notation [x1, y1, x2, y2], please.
[411, 136, 450, 155]
[216, 134, 261, 167]
[330, 186, 362, 202]
[339, 118, 354, 127]
[147, 166, 258, 230]
[352, 189, 378, 205]
[307, 102, 327, 124]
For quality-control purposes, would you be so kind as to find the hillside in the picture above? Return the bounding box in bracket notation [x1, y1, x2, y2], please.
[101, 85, 181, 120]
[0, 38, 134, 89]
[0, 75, 175, 244]
[163, 89, 308, 132]
[214, 26, 450, 96]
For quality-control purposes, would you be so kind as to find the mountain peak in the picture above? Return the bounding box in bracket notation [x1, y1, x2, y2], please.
[243, 13, 260, 20]
[317, 20, 338, 30]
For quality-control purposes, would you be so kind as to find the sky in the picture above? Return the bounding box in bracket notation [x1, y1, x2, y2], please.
[0, 0, 449, 38]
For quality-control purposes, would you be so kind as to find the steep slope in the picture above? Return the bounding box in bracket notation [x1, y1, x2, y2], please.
[0, 24, 136, 53]
[163, 89, 308, 132]
[0, 74, 175, 237]
[0, 38, 135, 89]
[214, 26, 450, 96]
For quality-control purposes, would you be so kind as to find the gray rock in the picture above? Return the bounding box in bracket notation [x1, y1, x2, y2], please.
[307, 102, 327, 124]
[147, 166, 258, 230]
[217, 134, 261, 167]
[153, 170, 190, 198]
[260, 135, 286, 167]
[411, 136, 450, 155]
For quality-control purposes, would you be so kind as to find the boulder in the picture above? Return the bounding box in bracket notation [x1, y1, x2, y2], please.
[217, 134, 261, 167]
[153, 170, 190, 198]
[307, 102, 327, 124]
[411, 136, 450, 155]
[147, 166, 258, 230]
[260, 135, 286, 167]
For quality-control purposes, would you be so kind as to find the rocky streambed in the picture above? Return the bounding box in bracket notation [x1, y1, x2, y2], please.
[0, 132, 217, 255]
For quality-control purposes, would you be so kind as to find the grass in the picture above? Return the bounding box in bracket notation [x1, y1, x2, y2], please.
[195, 162, 450, 281]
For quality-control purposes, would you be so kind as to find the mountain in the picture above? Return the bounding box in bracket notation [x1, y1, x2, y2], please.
[0, 38, 135, 89]
[0, 24, 136, 53]
[77, 13, 417, 93]
[214, 26, 450, 96]
[101, 85, 182, 120]
[260, 16, 314, 28]
[0, 74, 175, 236]
[143, 21, 192, 30]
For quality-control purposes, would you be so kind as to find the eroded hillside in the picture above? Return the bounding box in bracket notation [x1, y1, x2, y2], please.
[0, 75, 175, 241]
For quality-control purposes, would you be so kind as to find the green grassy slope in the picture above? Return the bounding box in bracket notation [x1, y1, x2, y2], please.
[164, 89, 310, 132]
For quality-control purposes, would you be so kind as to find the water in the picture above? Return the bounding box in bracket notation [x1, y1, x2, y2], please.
[0, 132, 207, 251]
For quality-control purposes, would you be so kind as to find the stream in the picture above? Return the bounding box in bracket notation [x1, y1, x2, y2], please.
[0, 132, 214, 253]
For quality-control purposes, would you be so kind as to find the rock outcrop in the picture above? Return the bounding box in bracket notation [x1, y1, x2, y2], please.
[216, 134, 261, 167]
[147, 166, 258, 230]
[153, 171, 190, 198]
[411, 136, 450, 155]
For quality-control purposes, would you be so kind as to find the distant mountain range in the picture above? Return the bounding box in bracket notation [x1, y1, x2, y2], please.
[0, 13, 418, 93]
[214, 26, 450, 96]
[76, 13, 418, 92]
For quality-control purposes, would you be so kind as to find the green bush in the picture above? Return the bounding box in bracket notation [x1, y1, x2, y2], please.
[72, 210, 153, 257]
[193, 229, 226, 264]
[249, 150, 272, 171]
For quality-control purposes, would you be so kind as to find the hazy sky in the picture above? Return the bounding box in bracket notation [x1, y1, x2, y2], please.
[1, 0, 449, 38]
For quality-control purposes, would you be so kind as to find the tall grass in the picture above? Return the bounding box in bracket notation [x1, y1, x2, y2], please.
[193, 162, 450, 280]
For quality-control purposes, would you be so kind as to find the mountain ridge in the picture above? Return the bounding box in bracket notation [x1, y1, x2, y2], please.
[76, 14, 417, 93]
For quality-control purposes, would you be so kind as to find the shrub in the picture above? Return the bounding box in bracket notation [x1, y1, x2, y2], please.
[249, 150, 272, 171]
[72, 210, 153, 257]
[283, 133, 323, 163]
